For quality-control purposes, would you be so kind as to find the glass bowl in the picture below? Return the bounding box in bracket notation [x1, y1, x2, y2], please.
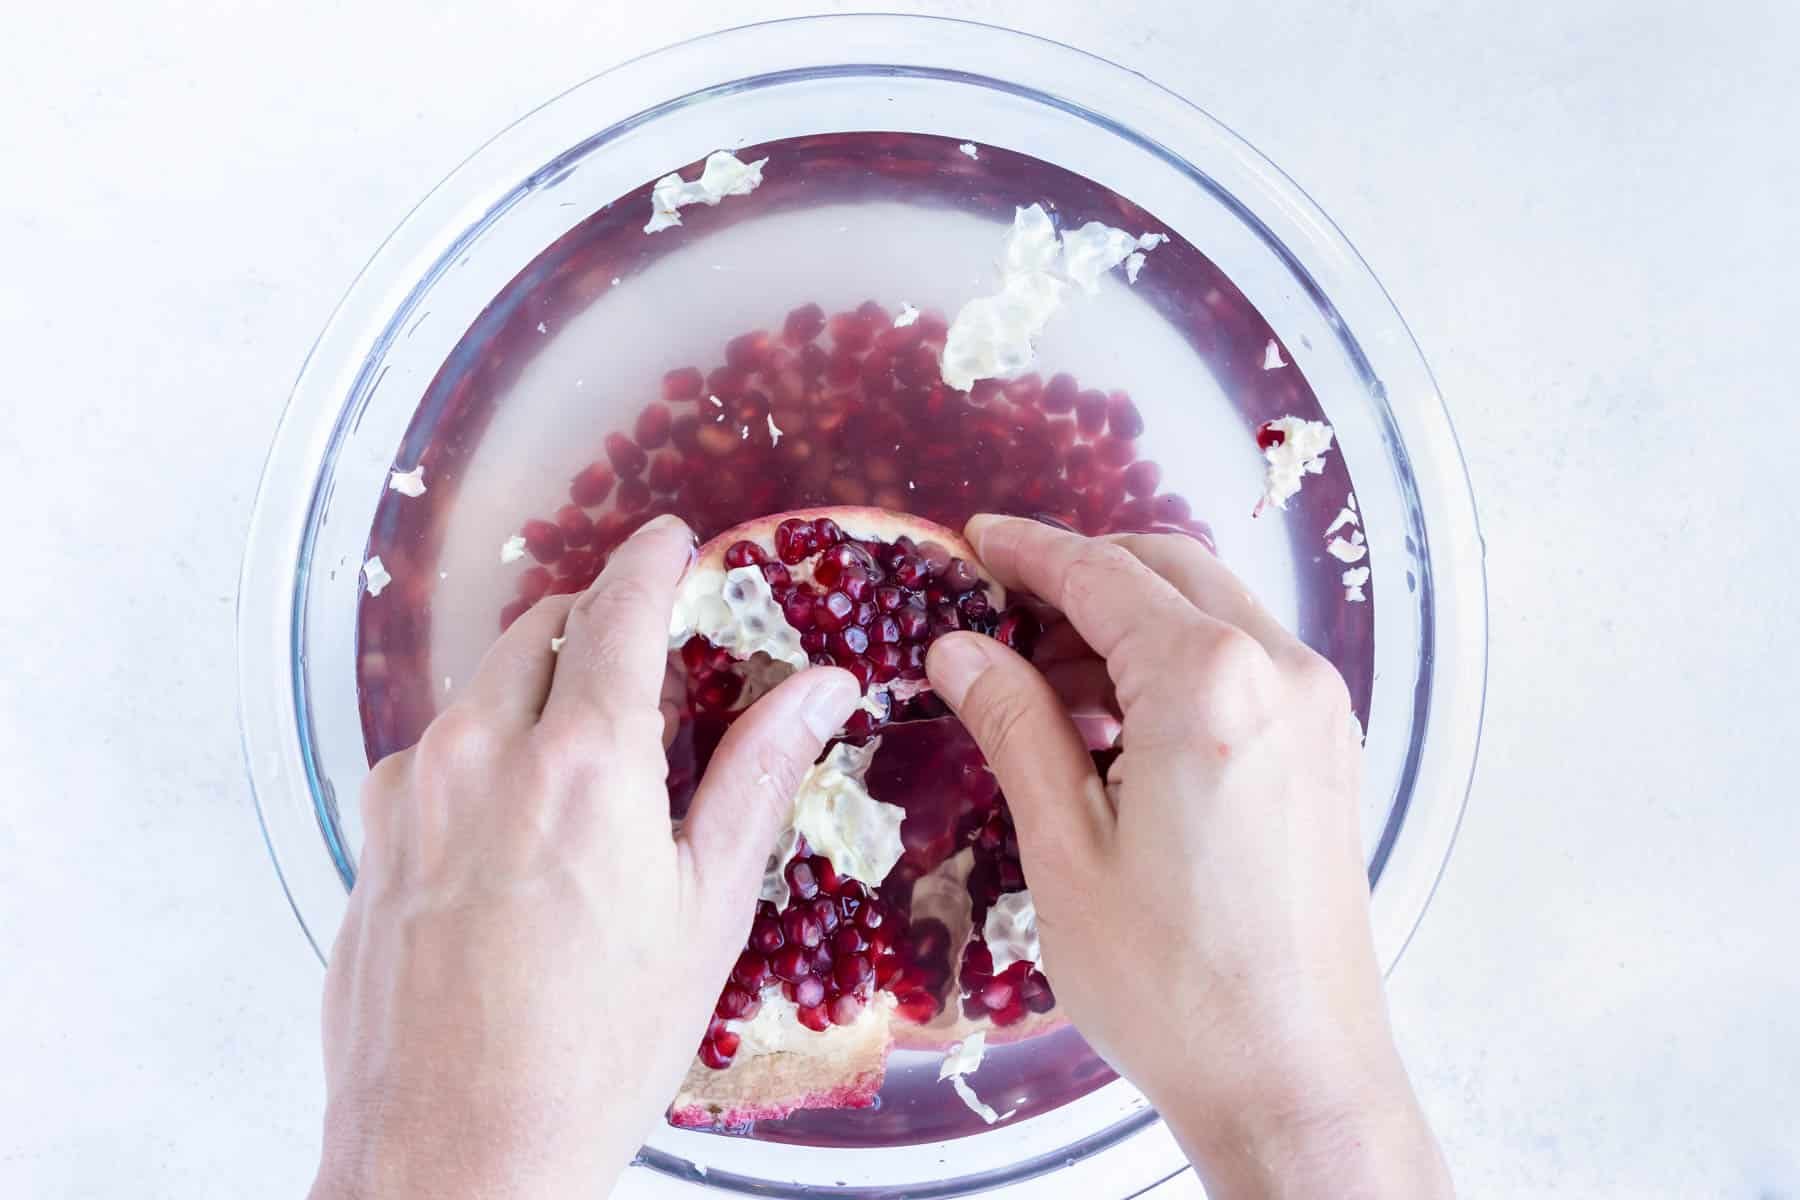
[238, 14, 1486, 1198]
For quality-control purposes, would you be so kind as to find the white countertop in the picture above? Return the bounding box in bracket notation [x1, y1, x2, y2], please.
[3, 2, 1795, 1196]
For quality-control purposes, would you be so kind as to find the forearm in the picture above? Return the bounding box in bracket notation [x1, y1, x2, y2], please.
[1159, 1056, 1451, 1200]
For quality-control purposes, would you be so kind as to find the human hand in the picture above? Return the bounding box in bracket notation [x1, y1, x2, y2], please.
[310, 514, 861, 1200]
[925, 514, 1450, 1199]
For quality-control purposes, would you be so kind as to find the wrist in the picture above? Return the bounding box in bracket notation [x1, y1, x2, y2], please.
[1154, 1043, 1450, 1199]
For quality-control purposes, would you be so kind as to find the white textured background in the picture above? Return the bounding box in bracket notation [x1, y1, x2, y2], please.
[3, 2, 1796, 1197]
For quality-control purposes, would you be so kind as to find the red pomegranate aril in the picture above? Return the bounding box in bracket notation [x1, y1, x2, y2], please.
[831, 626, 870, 657]
[760, 561, 791, 590]
[1256, 421, 1287, 449]
[706, 365, 747, 399]
[786, 857, 820, 901]
[605, 431, 647, 477]
[783, 302, 826, 345]
[801, 629, 828, 654]
[635, 404, 673, 449]
[833, 953, 873, 991]
[815, 590, 855, 632]
[1075, 390, 1109, 436]
[809, 856, 841, 893]
[828, 992, 866, 1026]
[698, 1037, 736, 1070]
[568, 462, 616, 507]
[725, 331, 770, 371]
[733, 951, 771, 990]
[1107, 392, 1145, 439]
[774, 518, 813, 564]
[771, 945, 811, 982]
[749, 915, 784, 955]
[781, 591, 816, 629]
[868, 615, 901, 645]
[1097, 436, 1137, 469]
[715, 985, 757, 1020]
[839, 566, 874, 603]
[519, 519, 565, 564]
[957, 590, 990, 621]
[833, 926, 868, 955]
[554, 504, 593, 547]
[695, 673, 743, 711]
[723, 539, 765, 568]
[1150, 493, 1193, 523]
[894, 990, 939, 1023]
[999, 859, 1026, 891]
[828, 312, 875, 351]
[899, 643, 928, 678]
[874, 585, 903, 612]
[892, 557, 928, 588]
[809, 895, 841, 935]
[875, 956, 905, 989]
[662, 366, 704, 403]
[516, 566, 553, 604]
[1021, 969, 1056, 1013]
[980, 977, 1018, 1012]
[796, 1002, 831, 1032]
[793, 974, 827, 1008]
[995, 610, 1040, 658]
[782, 908, 824, 950]
[863, 643, 900, 682]
[895, 604, 928, 641]
[856, 903, 886, 932]
[809, 943, 834, 976]
[617, 477, 652, 512]
[1122, 459, 1162, 497]
[1043, 372, 1079, 413]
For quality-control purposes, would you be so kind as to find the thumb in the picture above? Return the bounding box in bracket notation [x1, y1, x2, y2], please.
[926, 633, 1109, 876]
[680, 667, 861, 925]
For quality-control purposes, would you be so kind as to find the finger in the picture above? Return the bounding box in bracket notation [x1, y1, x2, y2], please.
[927, 632, 1110, 870]
[967, 514, 1204, 662]
[1104, 531, 1298, 658]
[543, 513, 695, 727]
[678, 668, 862, 938]
[454, 594, 578, 722]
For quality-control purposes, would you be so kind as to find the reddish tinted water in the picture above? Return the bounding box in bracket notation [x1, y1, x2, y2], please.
[351, 129, 1373, 1146]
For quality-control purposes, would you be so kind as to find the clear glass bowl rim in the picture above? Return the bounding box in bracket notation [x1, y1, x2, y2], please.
[237, 13, 1488, 1198]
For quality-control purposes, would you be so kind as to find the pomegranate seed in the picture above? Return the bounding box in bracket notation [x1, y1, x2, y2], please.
[831, 626, 869, 657]
[568, 462, 616, 507]
[724, 540, 765, 568]
[811, 517, 843, 546]
[874, 586, 903, 612]
[554, 504, 593, 547]
[784, 302, 826, 345]
[828, 312, 875, 351]
[833, 927, 868, 955]
[1097, 436, 1136, 469]
[605, 431, 647, 476]
[856, 903, 886, 932]
[783, 908, 824, 949]
[894, 990, 939, 1023]
[516, 566, 553, 604]
[1150, 493, 1194, 524]
[669, 415, 702, 455]
[995, 610, 1040, 658]
[760, 561, 791, 590]
[715, 985, 756, 1019]
[1043, 372, 1079, 413]
[519, 519, 565, 564]
[900, 644, 927, 678]
[616, 477, 652, 512]
[662, 366, 704, 403]
[1075, 390, 1109, 436]
[1122, 459, 1162, 497]
[811, 856, 841, 893]
[1021, 969, 1056, 1013]
[894, 604, 928, 641]
[635, 404, 672, 449]
[1065, 443, 1097, 487]
[797, 1003, 831, 1032]
[732, 950, 771, 990]
[815, 590, 855, 632]
[828, 992, 865, 1026]
[698, 1037, 736, 1069]
[875, 955, 904, 988]
[786, 858, 820, 901]
[782, 591, 816, 629]
[1107, 392, 1145, 439]
[749, 915, 784, 955]
[833, 953, 874, 991]
[793, 975, 826, 1008]
[1256, 421, 1287, 449]
[867, 644, 902, 682]
[770, 946, 811, 982]
[810, 897, 841, 935]
[726, 331, 770, 372]
[810, 943, 834, 976]
[801, 630, 827, 654]
[978, 977, 1017, 1012]
[706, 365, 747, 399]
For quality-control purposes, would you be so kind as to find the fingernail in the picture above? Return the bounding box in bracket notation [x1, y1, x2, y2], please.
[925, 634, 995, 708]
[630, 512, 694, 542]
[799, 670, 861, 741]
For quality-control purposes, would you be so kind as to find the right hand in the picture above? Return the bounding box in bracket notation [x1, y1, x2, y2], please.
[925, 514, 1450, 1199]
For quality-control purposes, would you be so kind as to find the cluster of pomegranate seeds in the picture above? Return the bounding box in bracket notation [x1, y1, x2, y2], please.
[700, 840, 926, 1070]
[689, 517, 1039, 735]
[496, 296, 1208, 635]
[958, 806, 1054, 1027]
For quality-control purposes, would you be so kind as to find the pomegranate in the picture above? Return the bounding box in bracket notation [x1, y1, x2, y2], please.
[667, 506, 1040, 739]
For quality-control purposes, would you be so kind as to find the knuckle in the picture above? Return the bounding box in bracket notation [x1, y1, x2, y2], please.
[1058, 542, 1141, 608]
[573, 573, 661, 623]
[416, 706, 493, 767]
[1291, 649, 1352, 711]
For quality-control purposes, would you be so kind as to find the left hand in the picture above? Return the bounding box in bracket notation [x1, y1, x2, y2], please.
[310, 514, 861, 1199]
